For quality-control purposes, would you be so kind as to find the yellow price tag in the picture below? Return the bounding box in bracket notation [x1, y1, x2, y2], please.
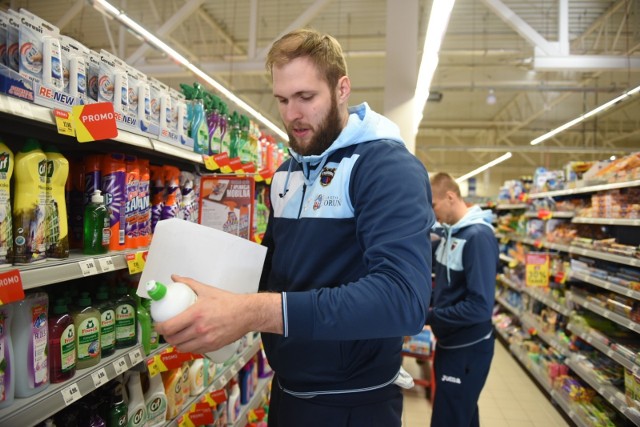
[54, 109, 75, 136]
[203, 155, 219, 171]
[126, 251, 147, 274]
[177, 415, 195, 427]
[147, 356, 162, 377]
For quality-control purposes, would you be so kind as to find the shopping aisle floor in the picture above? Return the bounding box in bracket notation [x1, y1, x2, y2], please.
[402, 341, 570, 426]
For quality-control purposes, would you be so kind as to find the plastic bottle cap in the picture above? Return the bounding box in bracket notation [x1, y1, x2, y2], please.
[23, 138, 42, 152]
[95, 287, 109, 301]
[53, 299, 68, 315]
[77, 292, 92, 306]
[146, 280, 167, 300]
[91, 190, 103, 204]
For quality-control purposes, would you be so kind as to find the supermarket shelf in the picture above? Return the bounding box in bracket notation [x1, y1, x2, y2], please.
[166, 338, 262, 427]
[495, 203, 528, 210]
[566, 356, 640, 425]
[508, 344, 591, 427]
[521, 287, 572, 317]
[567, 322, 640, 376]
[233, 375, 272, 427]
[524, 211, 575, 219]
[497, 274, 523, 292]
[495, 295, 521, 316]
[570, 271, 640, 301]
[520, 312, 570, 356]
[568, 293, 640, 334]
[528, 179, 640, 199]
[572, 217, 640, 226]
[0, 344, 145, 427]
[0, 249, 147, 290]
[499, 253, 517, 264]
[0, 94, 203, 164]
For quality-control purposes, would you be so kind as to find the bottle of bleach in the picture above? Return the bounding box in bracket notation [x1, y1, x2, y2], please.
[145, 280, 238, 363]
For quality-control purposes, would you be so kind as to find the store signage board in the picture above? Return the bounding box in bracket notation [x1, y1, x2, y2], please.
[72, 102, 119, 142]
[0, 269, 25, 305]
[525, 253, 550, 287]
[136, 218, 266, 298]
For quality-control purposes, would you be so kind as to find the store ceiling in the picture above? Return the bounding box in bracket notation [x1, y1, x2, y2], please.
[2, 0, 639, 191]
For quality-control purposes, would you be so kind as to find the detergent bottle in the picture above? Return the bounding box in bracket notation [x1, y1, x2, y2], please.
[0, 140, 13, 267]
[101, 153, 126, 251]
[44, 145, 69, 259]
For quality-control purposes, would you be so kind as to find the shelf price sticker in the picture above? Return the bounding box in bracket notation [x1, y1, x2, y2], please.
[204, 389, 228, 407]
[98, 256, 115, 272]
[113, 357, 128, 375]
[185, 403, 214, 425]
[79, 258, 99, 276]
[91, 368, 108, 388]
[147, 356, 162, 377]
[54, 109, 75, 136]
[125, 251, 147, 274]
[129, 348, 144, 365]
[525, 253, 549, 287]
[61, 383, 82, 406]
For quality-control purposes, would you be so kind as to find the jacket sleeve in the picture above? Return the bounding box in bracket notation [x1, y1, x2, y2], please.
[284, 142, 435, 340]
[426, 228, 498, 327]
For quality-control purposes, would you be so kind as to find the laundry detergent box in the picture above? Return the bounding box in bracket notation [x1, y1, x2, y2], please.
[18, 9, 78, 110]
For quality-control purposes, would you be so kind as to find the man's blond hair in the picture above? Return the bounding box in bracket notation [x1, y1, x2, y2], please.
[430, 172, 462, 199]
[265, 28, 348, 90]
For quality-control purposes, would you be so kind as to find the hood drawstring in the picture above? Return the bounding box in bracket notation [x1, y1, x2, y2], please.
[279, 159, 295, 198]
[279, 155, 330, 199]
[443, 224, 453, 285]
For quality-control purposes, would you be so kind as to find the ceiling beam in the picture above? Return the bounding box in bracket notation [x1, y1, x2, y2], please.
[418, 145, 637, 154]
[56, 0, 84, 31]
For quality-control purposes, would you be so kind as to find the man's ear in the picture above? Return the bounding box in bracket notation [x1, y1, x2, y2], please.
[337, 75, 351, 103]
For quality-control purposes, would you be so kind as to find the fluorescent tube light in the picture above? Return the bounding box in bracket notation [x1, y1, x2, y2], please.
[531, 83, 640, 146]
[413, 0, 456, 134]
[455, 152, 512, 183]
[89, 0, 288, 141]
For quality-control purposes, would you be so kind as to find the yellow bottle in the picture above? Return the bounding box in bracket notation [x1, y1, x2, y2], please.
[12, 139, 47, 264]
[0, 141, 14, 267]
[44, 145, 69, 259]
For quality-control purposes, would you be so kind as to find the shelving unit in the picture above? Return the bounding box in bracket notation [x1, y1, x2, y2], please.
[233, 376, 272, 427]
[0, 344, 145, 427]
[494, 180, 640, 426]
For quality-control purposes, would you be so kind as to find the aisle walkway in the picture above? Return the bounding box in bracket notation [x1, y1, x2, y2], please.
[402, 341, 570, 426]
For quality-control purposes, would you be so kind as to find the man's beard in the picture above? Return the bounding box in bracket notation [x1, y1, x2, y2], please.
[286, 96, 343, 157]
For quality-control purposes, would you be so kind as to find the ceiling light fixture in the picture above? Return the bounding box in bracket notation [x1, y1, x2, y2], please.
[455, 152, 513, 183]
[530, 83, 640, 146]
[89, 0, 289, 141]
[486, 89, 497, 105]
[413, 0, 456, 134]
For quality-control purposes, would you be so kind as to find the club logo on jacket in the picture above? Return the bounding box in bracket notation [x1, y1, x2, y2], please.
[313, 194, 323, 210]
[320, 167, 336, 186]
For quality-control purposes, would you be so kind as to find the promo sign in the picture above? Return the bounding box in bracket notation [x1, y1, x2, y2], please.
[198, 176, 255, 240]
[72, 102, 119, 142]
[525, 252, 550, 287]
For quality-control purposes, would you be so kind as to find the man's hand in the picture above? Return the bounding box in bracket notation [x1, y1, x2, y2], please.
[153, 274, 283, 354]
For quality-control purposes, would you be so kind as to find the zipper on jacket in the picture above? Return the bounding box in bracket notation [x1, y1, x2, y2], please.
[297, 184, 307, 218]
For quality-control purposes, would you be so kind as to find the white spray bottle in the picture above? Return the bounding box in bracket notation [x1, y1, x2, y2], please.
[145, 280, 238, 363]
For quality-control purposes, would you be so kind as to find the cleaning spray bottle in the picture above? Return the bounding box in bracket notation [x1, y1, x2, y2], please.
[145, 280, 238, 363]
[13, 291, 49, 397]
[205, 93, 221, 155]
[149, 165, 164, 233]
[219, 103, 230, 156]
[160, 166, 180, 221]
[136, 159, 151, 247]
[238, 115, 251, 163]
[44, 145, 69, 259]
[0, 140, 13, 267]
[124, 370, 147, 427]
[124, 156, 140, 250]
[108, 380, 128, 427]
[48, 298, 75, 383]
[142, 367, 167, 426]
[101, 153, 126, 251]
[12, 139, 48, 264]
[0, 303, 15, 409]
[228, 111, 241, 159]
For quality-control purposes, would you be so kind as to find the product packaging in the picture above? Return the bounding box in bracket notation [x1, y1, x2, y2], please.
[44, 145, 69, 259]
[0, 141, 13, 267]
[0, 303, 15, 409]
[73, 292, 101, 369]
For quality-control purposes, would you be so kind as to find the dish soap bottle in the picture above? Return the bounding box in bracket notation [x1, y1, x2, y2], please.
[73, 292, 101, 369]
[48, 298, 76, 383]
[145, 280, 238, 363]
[114, 285, 137, 349]
[0, 303, 15, 409]
[83, 190, 109, 255]
[94, 286, 116, 357]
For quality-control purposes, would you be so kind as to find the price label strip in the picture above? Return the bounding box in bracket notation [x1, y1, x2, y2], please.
[98, 256, 115, 272]
[91, 368, 108, 388]
[125, 251, 147, 274]
[129, 348, 144, 365]
[79, 258, 99, 276]
[54, 109, 75, 136]
[61, 383, 82, 406]
[113, 357, 128, 375]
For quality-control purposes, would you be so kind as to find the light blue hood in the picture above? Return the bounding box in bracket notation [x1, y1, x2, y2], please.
[436, 205, 494, 284]
[283, 102, 404, 189]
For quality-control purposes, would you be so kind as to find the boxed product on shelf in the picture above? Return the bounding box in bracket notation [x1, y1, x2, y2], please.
[591, 152, 640, 183]
[625, 369, 640, 412]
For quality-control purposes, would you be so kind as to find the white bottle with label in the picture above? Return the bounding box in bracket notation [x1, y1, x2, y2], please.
[0, 303, 15, 409]
[143, 368, 167, 427]
[145, 280, 238, 363]
[125, 370, 147, 427]
[13, 292, 49, 397]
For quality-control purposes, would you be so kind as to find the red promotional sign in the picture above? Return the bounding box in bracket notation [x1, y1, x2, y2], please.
[0, 269, 25, 305]
[72, 102, 119, 143]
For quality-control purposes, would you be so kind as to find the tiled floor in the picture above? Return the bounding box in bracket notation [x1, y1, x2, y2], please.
[402, 341, 570, 426]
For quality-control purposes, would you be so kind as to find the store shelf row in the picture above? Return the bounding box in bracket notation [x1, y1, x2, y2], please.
[0, 344, 146, 427]
[566, 322, 640, 376]
[498, 253, 517, 265]
[569, 270, 640, 301]
[521, 287, 572, 317]
[167, 338, 262, 427]
[1, 250, 147, 290]
[568, 293, 640, 334]
[527, 179, 640, 199]
[524, 211, 575, 219]
[233, 376, 272, 427]
[495, 294, 522, 317]
[497, 233, 640, 269]
[572, 217, 640, 226]
[0, 94, 203, 164]
[519, 312, 570, 357]
[565, 356, 640, 425]
[497, 274, 523, 292]
[495, 203, 528, 211]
